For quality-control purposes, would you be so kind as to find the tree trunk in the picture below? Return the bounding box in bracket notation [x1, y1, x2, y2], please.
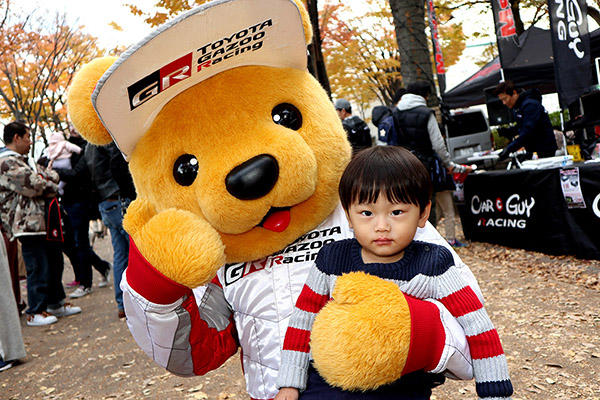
[306, 0, 331, 98]
[388, 0, 438, 106]
[511, 0, 525, 36]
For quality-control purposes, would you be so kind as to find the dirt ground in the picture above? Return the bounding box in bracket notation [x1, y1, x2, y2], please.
[1, 230, 599, 400]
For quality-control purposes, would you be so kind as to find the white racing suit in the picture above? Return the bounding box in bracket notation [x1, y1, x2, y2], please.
[122, 204, 477, 400]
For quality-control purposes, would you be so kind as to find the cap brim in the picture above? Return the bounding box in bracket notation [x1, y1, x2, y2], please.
[92, 0, 308, 157]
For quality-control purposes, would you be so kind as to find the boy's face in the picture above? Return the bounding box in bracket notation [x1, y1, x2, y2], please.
[346, 195, 430, 264]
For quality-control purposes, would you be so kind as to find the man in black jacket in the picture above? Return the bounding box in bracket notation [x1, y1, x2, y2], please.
[494, 81, 558, 159]
[84, 142, 135, 319]
[334, 98, 372, 154]
[53, 130, 112, 299]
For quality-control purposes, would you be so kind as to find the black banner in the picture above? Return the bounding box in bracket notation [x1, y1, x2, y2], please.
[459, 163, 600, 260]
[548, 0, 592, 108]
[490, 0, 520, 68]
[427, 0, 446, 93]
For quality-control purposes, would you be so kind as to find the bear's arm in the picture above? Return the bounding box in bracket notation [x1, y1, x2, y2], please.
[122, 238, 238, 376]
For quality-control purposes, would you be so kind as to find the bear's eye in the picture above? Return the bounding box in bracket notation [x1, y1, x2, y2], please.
[173, 154, 199, 186]
[272, 103, 302, 131]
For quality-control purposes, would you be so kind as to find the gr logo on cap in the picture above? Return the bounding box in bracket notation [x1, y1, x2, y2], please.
[91, 0, 308, 158]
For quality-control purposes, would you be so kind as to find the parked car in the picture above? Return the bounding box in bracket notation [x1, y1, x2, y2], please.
[444, 109, 493, 164]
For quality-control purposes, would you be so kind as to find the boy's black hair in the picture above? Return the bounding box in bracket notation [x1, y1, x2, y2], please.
[3, 121, 29, 144]
[339, 146, 432, 213]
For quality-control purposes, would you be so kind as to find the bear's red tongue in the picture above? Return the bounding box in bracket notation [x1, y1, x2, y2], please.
[261, 209, 291, 232]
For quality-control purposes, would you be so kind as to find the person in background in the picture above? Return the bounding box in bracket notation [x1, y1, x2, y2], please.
[372, 88, 407, 146]
[1, 219, 25, 314]
[0, 121, 81, 326]
[53, 128, 112, 299]
[494, 80, 557, 159]
[84, 142, 135, 319]
[46, 131, 82, 195]
[0, 235, 26, 371]
[335, 98, 372, 154]
[392, 81, 471, 247]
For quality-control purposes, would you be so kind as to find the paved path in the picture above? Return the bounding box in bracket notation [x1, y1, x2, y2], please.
[1, 236, 599, 399]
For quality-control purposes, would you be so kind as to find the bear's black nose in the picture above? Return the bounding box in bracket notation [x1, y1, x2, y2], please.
[225, 154, 279, 200]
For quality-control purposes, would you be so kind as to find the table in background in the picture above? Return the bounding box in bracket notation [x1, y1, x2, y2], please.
[458, 162, 600, 260]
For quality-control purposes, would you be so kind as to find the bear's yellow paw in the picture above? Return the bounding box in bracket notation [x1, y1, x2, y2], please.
[130, 208, 226, 288]
[310, 272, 411, 391]
[123, 198, 156, 237]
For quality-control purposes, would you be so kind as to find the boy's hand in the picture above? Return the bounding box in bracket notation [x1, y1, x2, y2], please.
[274, 387, 299, 400]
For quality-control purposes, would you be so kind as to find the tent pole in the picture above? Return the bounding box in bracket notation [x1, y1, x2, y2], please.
[559, 100, 565, 131]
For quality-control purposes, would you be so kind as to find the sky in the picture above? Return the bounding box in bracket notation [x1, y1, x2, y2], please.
[22, 0, 490, 88]
[24, 0, 154, 49]
[18, 0, 599, 113]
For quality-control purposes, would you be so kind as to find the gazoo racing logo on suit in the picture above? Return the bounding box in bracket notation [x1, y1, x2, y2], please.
[223, 226, 342, 286]
[127, 19, 273, 110]
[471, 193, 535, 229]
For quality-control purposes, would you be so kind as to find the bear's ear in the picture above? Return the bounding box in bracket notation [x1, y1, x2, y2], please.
[67, 57, 117, 145]
[292, 0, 313, 45]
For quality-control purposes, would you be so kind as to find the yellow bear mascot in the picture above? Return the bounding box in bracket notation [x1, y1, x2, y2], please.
[67, 0, 477, 399]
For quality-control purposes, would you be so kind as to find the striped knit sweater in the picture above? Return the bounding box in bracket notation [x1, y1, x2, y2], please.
[277, 239, 513, 399]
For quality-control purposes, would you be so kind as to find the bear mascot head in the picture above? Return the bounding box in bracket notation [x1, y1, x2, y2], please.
[67, 0, 351, 287]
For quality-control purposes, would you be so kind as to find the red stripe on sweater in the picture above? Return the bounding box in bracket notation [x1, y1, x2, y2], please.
[295, 284, 330, 314]
[439, 286, 483, 317]
[467, 329, 504, 359]
[282, 326, 311, 353]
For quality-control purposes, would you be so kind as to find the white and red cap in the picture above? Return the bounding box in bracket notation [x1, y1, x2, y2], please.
[92, 0, 308, 157]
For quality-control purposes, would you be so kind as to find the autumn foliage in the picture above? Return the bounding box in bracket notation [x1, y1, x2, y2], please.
[124, 0, 466, 118]
[0, 2, 103, 154]
[321, 0, 465, 118]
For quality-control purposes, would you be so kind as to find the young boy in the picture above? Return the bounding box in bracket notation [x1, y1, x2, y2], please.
[276, 146, 513, 399]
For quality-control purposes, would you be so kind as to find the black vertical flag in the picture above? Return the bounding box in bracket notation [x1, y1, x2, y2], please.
[490, 0, 520, 69]
[548, 0, 592, 108]
[427, 0, 446, 93]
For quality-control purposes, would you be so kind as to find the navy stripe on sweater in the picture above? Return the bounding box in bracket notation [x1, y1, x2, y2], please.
[476, 380, 514, 398]
[315, 239, 454, 281]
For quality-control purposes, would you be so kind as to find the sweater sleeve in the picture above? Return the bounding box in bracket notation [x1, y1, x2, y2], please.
[277, 263, 331, 390]
[433, 249, 513, 399]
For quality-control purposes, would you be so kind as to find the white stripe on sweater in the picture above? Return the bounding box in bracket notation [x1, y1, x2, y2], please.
[277, 350, 311, 390]
[432, 265, 471, 299]
[457, 308, 496, 337]
[389, 265, 467, 300]
[287, 308, 318, 331]
[472, 354, 511, 382]
[304, 267, 331, 296]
